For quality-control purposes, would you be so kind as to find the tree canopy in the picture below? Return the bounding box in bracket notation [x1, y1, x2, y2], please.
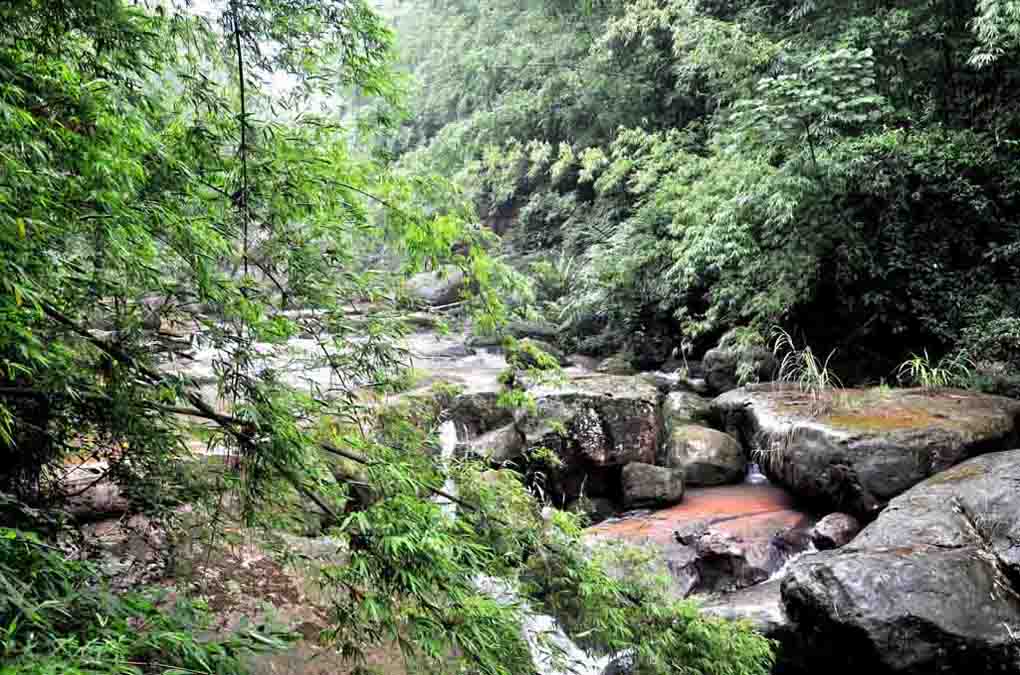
[395, 0, 1020, 376]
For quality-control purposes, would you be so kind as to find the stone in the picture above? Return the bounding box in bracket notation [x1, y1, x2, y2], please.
[662, 391, 714, 428]
[449, 391, 514, 437]
[405, 266, 466, 306]
[566, 354, 601, 371]
[700, 580, 811, 675]
[665, 425, 745, 486]
[517, 374, 660, 467]
[505, 319, 559, 342]
[514, 374, 660, 502]
[566, 496, 617, 523]
[510, 338, 569, 367]
[809, 512, 861, 550]
[702, 330, 776, 394]
[780, 450, 1020, 674]
[596, 354, 636, 375]
[463, 424, 525, 464]
[601, 651, 635, 675]
[621, 463, 685, 508]
[714, 384, 1020, 516]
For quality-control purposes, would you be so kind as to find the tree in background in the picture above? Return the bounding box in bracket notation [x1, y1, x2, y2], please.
[394, 0, 1020, 377]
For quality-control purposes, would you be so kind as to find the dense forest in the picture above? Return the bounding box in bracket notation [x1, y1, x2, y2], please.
[2, 1, 1020, 675]
[394, 0, 1020, 380]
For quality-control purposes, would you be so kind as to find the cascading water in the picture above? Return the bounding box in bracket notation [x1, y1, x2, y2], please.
[436, 422, 608, 675]
[744, 461, 769, 485]
[436, 419, 460, 518]
[476, 576, 613, 675]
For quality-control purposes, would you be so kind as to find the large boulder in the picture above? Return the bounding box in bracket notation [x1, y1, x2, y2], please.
[405, 266, 466, 306]
[702, 331, 776, 394]
[505, 319, 559, 342]
[449, 391, 514, 438]
[463, 424, 525, 464]
[662, 391, 714, 428]
[665, 425, 745, 486]
[781, 450, 1020, 674]
[714, 384, 1020, 516]
[517, 374, 659, 467]
[596, 354, 636, 376]
[513, 374, 659, 503]
[621, 463, 684, 508]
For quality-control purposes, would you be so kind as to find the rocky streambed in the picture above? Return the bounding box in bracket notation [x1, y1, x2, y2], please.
[138, 316, 1020, 674]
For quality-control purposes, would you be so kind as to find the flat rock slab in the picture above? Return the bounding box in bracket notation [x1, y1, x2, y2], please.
[714, 385, 1020, 515]
[780, 450, 1020, 674]
[589, 484, 815, 596]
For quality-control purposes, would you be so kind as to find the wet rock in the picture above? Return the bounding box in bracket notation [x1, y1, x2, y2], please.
[596, 354, 636, 375]
[702, 331, 776, 394]
[566, 496, 617, 523]
[621, 463, 684, 509]
[463, 424, 525, 464]
[665, 425, 745, 486]
[517, 375, 659, 468]
[601, 651, 635, 675]
[513, 374, 659, 503]
[506, 320, 559, 342]
[509, 338, 569, 367]
[566, 354, 601, 371]
[450, 391, 514, 437]
[405, 266, 466, 306]
[781, 450, 1020, 674]
[662, 391, 714, 427]
[714, 384, 1020, 516]
[809, 512, 861, 550]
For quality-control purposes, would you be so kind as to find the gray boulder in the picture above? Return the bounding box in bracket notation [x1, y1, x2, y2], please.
[516, 375, 659, 468]
[515, 374, 659, 502]
[701, 580, 812, 675]
[714, 384, 1020, 516]
[405, 266, 466, 306]
[665, 425, 745, 486]
[596, 354, 636, 375]
[662, 391, 714, 428]
[809, 512, 861, 550]
[781, 450, 1020, 674]
[464, 424, 525, 464]
[506, 319, 558, 341]
[621, 463, 684, 508]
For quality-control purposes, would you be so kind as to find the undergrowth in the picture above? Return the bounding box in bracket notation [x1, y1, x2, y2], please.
[0, 527, 291, 675]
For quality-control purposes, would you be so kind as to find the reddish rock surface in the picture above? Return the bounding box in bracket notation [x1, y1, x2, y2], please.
[590, 483, 811, 544]
[588, 484, 816, 596]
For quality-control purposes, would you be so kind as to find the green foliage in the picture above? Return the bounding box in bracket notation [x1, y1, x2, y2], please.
[523, 536, 775, 675]
[897, 350, 975, 389]
[394, 0, 1020, 375]
[772, 328, 841, 397]
[0, 528, 290, 675]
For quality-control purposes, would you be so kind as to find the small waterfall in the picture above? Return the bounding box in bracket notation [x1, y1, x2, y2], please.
[436, 419, 460, 517]
[744, 461, 769, 485]
[476, 576, 612, 675]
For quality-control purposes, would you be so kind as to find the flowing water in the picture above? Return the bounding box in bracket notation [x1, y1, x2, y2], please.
[476, 576, 614, 675]
[436, 419, 460, 518]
